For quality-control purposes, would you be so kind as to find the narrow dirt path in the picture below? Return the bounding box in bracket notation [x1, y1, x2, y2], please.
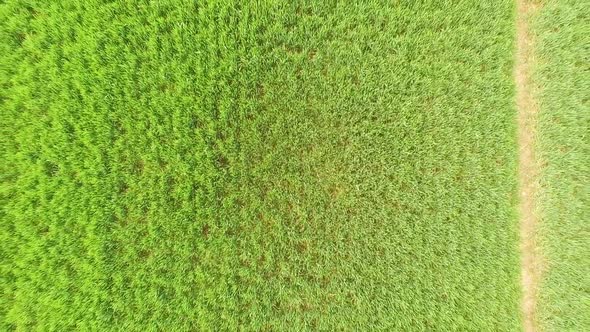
[515, 0, 542, 331]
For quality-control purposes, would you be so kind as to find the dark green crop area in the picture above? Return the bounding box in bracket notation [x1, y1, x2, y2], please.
[533, 1, 589, 330]
[1, 1, 520, 330]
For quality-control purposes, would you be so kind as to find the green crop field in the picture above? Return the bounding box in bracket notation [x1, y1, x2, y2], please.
[533, 0, 589, 330]
[5, 0, 582, 330]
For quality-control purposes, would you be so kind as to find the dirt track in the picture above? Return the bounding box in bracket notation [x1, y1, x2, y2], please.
[515, 1, 542, 331]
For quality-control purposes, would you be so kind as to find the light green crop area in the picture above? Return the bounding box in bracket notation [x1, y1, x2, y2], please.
[1, 1, 520, 330]
[533, 1, 590, 330]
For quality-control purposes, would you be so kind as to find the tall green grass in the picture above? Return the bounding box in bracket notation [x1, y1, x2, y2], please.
[533, 1, 590, 330]
[1, 1, 520, 330]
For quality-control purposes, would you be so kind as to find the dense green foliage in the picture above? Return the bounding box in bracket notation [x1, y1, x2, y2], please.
[533, 1, 590, 330]
[1, 1, 520, 330]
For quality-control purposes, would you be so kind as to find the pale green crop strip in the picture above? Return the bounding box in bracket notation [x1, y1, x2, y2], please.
[533, 1, 590, 330]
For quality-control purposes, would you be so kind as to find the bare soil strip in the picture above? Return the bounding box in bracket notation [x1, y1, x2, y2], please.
[515, 0, 541, 331]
